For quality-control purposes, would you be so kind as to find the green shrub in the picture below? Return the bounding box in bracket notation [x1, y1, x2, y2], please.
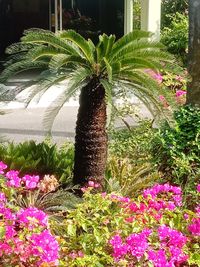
[109, 120, 156, 164]
[0, 140, 74, 184]
[161, 12, 188, 64]
[152, 105, 200, 207]
[106, 121, 161, 196]
[55, 186, 200, 266]
[161, 0, 188, 29]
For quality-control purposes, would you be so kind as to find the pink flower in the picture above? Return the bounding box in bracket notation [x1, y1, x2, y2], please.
[176, 90, 187, 97]
[188, 218, 200, 236]
[109, 235, 128, 259]
[17, 207, 48, 229]
[175, 75, 184, 81]
[6, 170, 21, 188]
[197, 184, 200, 192]
[0, 193, 6, 202]
[22, 175, 39, 189]
[0, 161, 7, 174]
[30, 229, 59, 264]
[145, 69, 163, 84]
[159, 95, 169, 108]
[158, 225, 187, 248]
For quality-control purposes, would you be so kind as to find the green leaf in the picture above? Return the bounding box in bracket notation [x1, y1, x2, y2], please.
[67, 223, 76, 237]
[0, 226, 5, 239]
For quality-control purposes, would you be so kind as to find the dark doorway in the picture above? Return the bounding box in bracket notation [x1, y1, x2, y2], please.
[57, 0, 124, 42]
[0, 0, 49, 57]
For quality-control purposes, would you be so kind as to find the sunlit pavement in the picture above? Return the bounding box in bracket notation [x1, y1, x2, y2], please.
[0, 73, 153, 144]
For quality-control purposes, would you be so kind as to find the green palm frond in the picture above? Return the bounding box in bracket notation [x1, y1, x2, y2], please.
[22, 29, 80, 55]
[111, 40, 165, 61]
[0, 60, 48, 82]
[120, 57, 163, 71]
[103, 57, 112, 82]
[5, 42, 35, 54]
[24, 72, 68, 107]
[43, 67, 90, 131]
[26, 46, 66, 61]
[59, 30, 94, 63]
[97, 34, 116, 63]
[49, 54, 91, 71]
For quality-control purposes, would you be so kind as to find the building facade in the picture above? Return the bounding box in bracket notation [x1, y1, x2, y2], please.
[0, 0, 161, 56]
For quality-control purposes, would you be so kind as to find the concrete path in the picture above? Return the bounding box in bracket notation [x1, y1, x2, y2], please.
[0, 73, 153, 144]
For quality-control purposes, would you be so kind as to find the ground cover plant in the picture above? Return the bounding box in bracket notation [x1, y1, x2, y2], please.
[0, 161, 199, 266]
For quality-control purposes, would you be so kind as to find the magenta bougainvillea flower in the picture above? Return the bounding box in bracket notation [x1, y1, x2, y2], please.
[22, 174, 39, 189]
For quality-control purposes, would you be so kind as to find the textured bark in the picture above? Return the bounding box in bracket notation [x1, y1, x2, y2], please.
[73, 76, 107, 185]
[187, 0, 200, 106]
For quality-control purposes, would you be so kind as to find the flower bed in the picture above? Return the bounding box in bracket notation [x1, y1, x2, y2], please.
[0, 161, 199, 266]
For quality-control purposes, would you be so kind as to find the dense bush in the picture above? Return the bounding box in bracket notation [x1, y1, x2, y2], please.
[152, 105, 200, 206]
[107, 121, 160, 195]
[161, 12, 188, 64]
[161, 0, 188, 29]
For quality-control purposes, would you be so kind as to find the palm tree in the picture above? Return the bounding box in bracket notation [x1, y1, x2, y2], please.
[187, 0, 200, 106]
[0, 29, 171, 185]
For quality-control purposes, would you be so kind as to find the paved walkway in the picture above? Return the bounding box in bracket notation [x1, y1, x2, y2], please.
[0, 73, 153, 144]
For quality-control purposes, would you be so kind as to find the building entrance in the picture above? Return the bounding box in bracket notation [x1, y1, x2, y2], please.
[50, 0, 124, 41]
[0, 0, 124, 57]
[0, 0, 49, 56]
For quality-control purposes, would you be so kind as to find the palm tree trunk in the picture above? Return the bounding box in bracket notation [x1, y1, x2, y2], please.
[187, 0, 200, 106]
[73, 76, 107, 186]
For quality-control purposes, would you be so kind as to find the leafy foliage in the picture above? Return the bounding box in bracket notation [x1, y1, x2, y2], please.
[0, 140, 74, 184]
[109, 120, 156, 164]
[105, 157, 160, 196]
[152, 105, 200, 207]
[161, 0, 188, 28]
[106, 121, 160, 196]
[161, 12, 188, 64]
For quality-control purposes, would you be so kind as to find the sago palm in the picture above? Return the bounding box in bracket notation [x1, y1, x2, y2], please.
[0, 29, 171, 185]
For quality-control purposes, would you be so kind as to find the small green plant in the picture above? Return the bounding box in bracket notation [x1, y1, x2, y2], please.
[161, 0, 188, 28]
[105, 156, 160, 196]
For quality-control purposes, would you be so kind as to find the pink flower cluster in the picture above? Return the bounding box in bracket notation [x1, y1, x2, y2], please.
[22, 174, 39, 189]
[143, 183, 182, 207]
[109, 229, 151, 260]
[188, 217, 200, 236]
[145, 69, 163, 84]
[0, 193, 59, 266]
[0, 162, 60, 266]
[17, 207, 48, 230]
[176, 90, 187, 98]
[1, 162, 39, 189]
[110, 226, 188, 266]
[0, 161, 7, 174]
